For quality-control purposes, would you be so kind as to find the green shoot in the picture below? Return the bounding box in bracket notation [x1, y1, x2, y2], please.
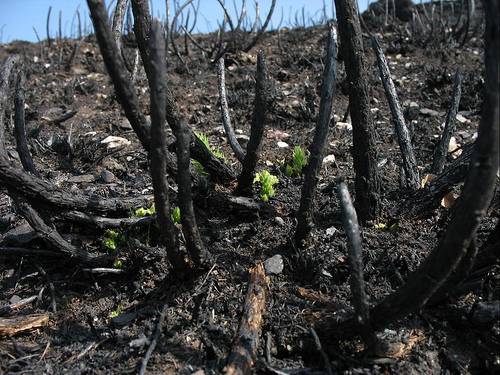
[254, 170, 279, 202]
[113, 259, 123, 269]
[103, 229, 119, 251]
[171, 206, 181, 224]
[134, 203, 156, 217]
[109, 302, 124, 318]
[102, 229, 125, 252]
[195, 131, 226, 161]
[284, 146, 308, 177]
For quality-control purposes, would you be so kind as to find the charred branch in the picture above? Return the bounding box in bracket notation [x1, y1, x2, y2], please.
[336, 179, 376, 348]
[431, 68, 463, 174]
[217, 57, 246, 163]
[0, 158, 151, 215]
[235, 50, 270, 196]
[87, 0, 152, 150]
[149, 19, 211, 267]
[371, 36, 420, 190]
[148, 20, 188, 274]
[294, 26, 337, 247]
[14, 71, 39, 177]
[112, 0, 129, 53]
[335, 0, 381, 222]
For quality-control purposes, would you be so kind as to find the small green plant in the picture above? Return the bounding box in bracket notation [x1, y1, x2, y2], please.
[171, 206, 181, 224]
[134, 203, 156, 217]
[254, 170, 279, 202]
[113, 259, 123, 269]
[103, 229, 119, 251]
[195, 131, 226, 161]
[109, 302, 125, 318]
[284, 146, 308, 177]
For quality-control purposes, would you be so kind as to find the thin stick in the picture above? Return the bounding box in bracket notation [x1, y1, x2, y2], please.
[217, 57, 245, 163]
[310, 327, 333, 375]
[14, 72, 39, 177]
[431, 68, 463, 174]
[294, 26, 337, 247]
[139, 304, 168, 375]
[371, 36, 420, 189]
[235, 50, 270, 196]
[46, 6, 52, 47]
[243, 0, 276, 52]
[336, 179, 376, 348]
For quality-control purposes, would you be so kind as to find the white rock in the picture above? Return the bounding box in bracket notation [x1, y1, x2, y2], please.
[456, 114, 469, 123]
[323, 154, 336, 164]
[277, 141, 289, 148]
[337, 122, 352, 131]
[326, 226, 337, 236]
[101, 135, 131, 149]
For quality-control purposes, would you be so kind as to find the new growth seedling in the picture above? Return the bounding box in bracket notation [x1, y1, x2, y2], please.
[253, 170, 279, 202]
[171, 206, 181, 224]
[134, 203, 156, 217]
[193, 132, 227, 176]
[284, 146, 308, 177]
[103, 229, 122, 251]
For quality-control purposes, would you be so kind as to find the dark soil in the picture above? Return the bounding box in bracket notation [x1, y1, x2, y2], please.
[1, 3, 498, 374]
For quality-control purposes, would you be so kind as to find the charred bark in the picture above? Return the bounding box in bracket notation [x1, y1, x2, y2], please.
[294, 26, 337, 247]
[149, 20, 211, 268]
[0, 55, 20, 159]
[148, 20, 188, 273]
[335, 0, 381, 223]
[217, 57, 246, 163]
[372, 36, 420, 190]
[431, 68, 463, 174]
[235, 50, 270, 196]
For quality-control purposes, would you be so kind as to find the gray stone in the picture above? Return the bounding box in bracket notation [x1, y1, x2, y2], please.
[274, 217, 285, 226]
[264, 255, 284, 275]
[100, 169, 116, 183]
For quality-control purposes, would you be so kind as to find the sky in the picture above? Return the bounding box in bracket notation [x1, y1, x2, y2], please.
[0, 0, 371, 43]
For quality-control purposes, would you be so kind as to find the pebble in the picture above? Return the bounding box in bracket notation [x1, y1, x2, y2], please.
[323, 154, 336, 165]
[274, 217, 285, 226]
[100, 169, 116, 183]
[419, 108, 441, 117]
[264, 255, 284, 275]
[277, 141, 289, 148]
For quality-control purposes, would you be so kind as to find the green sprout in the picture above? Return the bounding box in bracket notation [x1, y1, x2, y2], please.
[134, 203, 156, 218]
[171, 206, 181, 224]
[102, 229, 125, 251]
[284, 146, 308, 177]
[254, 170, 279, 202]
[113, 259, 123, 269]
[109, 302, 124, 318]
[103, 229, 119, 251]
[195, 131, 226, 161]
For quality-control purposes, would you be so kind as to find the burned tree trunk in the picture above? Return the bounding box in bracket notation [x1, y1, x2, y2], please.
[294, 26, 337, 247]
[0, 55, 20, 160]
[235, 50, 270, 196]
[148, 20, 211, 268]
[335, 0, 381, 223]
[148, 20, 188, 274]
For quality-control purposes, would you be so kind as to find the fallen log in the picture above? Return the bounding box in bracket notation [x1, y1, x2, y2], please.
[224, 263, 268, 375]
